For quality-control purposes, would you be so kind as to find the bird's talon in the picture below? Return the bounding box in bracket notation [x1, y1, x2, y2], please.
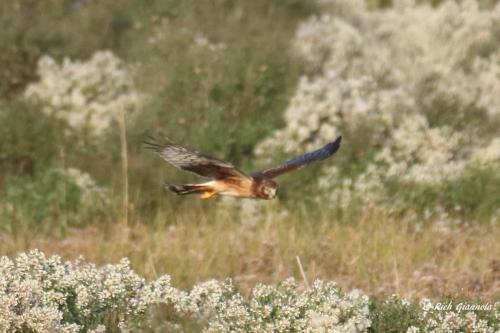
[201, 191, 216, 199]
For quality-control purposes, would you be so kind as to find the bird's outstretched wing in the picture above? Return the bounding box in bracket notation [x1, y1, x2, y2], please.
[252, 136, 342, 179]
[144, 137, 250, 180]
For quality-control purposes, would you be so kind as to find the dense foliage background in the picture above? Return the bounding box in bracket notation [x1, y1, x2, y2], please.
[0, 0, 498, 332]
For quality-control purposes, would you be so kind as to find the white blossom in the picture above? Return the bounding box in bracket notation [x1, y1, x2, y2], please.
[0, 251, 496, 332]
[24, 51, 140, 135]
[255, 0, 500, 212]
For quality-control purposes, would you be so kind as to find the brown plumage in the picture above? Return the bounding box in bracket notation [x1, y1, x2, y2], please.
[144, 136, 341, 200]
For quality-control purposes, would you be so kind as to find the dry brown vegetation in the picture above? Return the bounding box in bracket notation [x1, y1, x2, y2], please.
[3, 207, 498, 301]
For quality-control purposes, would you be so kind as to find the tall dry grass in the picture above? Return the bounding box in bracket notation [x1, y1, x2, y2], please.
[2, 207, 498, 301]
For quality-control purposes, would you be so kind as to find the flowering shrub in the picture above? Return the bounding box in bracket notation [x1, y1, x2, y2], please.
[0, 251, 497, 332]
[255, 0, 500, 214]
[411, 298, 497, 333]
[186, 279, 371, 333]
[0, 251, 179, 332]
[0, 251, 371, 332]
[24, 51, 140, 135]
[60, 168, 109, 209]
[371, 295, 498, 333]
[0, 168, 108, 228]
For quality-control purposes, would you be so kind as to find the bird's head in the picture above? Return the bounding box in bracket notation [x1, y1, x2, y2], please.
[256, 178, 278, 200]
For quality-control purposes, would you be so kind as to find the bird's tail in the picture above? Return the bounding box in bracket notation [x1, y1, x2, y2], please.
[165, 183, 211, 196]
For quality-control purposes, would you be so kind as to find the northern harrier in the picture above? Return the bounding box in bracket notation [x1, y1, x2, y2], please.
[144, 136, 342, 200]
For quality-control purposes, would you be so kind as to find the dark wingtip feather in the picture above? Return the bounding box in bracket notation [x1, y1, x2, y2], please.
[324, 135, 342, 156]
[143, 135, 170, 152]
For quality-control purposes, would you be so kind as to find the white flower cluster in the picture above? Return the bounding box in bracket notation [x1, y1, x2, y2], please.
[256, 0, 500, 207]
[376, 114, 466, 184]
[147, 18, 227, 52]
[0, 251, 497, 332]
[24, 51, 140, 135]
[195, 279, 371, 333]
[60, 167, 109, 207]
[408, 298, 497, 333]
[0, 252, 370, 333]
[193, 33, 227, 52]
[0, 167, 109, 226]
[0, 250, 181, 332]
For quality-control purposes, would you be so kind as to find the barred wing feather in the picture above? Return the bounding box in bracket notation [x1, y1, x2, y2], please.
[144, 137, 250, 180]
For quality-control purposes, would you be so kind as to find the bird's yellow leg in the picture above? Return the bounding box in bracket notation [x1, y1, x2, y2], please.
[201, 191, 217, 200]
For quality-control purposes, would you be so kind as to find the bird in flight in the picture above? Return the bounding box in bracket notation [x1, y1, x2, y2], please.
[144, 136, 342, 200]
